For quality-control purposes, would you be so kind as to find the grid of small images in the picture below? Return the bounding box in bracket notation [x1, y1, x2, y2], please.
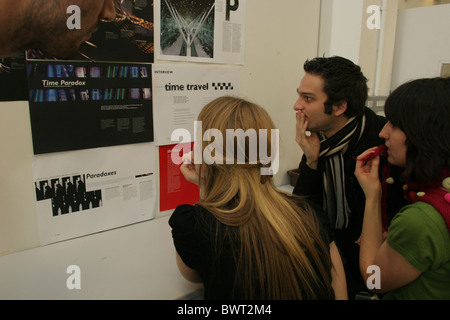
[27, 62, 152, 103]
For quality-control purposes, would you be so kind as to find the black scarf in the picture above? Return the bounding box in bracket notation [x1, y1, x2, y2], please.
[319, 114, 366, 229]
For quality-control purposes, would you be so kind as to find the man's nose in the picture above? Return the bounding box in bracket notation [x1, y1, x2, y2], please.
[293, 98, 303, 111]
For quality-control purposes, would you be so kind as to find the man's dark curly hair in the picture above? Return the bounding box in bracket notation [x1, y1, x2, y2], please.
[304, 56, 368, 118]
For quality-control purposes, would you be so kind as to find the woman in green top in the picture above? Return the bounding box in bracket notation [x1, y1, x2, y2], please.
[354, 77, 450, 299]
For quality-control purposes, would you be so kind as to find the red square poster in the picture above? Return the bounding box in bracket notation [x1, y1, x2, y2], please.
[159, 142, 199, 212]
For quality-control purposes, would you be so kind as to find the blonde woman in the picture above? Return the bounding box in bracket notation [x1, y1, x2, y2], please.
[169, 96, 347, 299]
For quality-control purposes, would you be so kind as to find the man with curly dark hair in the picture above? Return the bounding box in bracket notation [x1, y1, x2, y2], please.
[292, 56, 407, 299]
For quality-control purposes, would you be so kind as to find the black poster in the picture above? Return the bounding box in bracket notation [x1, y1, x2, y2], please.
[0, 53, 28, 101]
[27, 60, 153, 154]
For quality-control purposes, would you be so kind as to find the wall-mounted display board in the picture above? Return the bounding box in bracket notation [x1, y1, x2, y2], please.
[155, 0, 245, 64]
[32, 142, 157, 245]
[27, 60, 153, 154]
[152, 63, 240, 146]
[1, 0, 252, 252]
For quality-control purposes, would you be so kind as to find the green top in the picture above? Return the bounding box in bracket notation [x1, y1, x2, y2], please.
[384, 202, 450, 300]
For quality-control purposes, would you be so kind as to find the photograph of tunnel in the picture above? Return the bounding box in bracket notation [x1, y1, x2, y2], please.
[160, 0, 215, 58]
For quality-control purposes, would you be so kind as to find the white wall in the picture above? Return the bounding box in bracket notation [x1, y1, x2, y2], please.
[317, 0, 399, 97]
[318, 0, 364, 63]
[359, 0, 399, 96]
[0, 0, 320, 256]
[0, 101, 40, 255]
[240, 0, 321, 187]
[391, 4, 450, 89]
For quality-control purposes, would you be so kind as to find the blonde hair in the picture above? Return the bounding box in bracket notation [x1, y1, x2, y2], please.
[196, 96, 334, 299]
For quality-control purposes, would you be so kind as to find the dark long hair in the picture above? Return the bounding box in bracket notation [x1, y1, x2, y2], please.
[384, 77, 450, 183]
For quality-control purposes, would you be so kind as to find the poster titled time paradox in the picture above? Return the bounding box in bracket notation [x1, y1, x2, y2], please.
[27, 60, 154, 154]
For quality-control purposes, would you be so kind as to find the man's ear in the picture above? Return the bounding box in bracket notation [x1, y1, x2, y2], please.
[333, 101, 347, 117]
